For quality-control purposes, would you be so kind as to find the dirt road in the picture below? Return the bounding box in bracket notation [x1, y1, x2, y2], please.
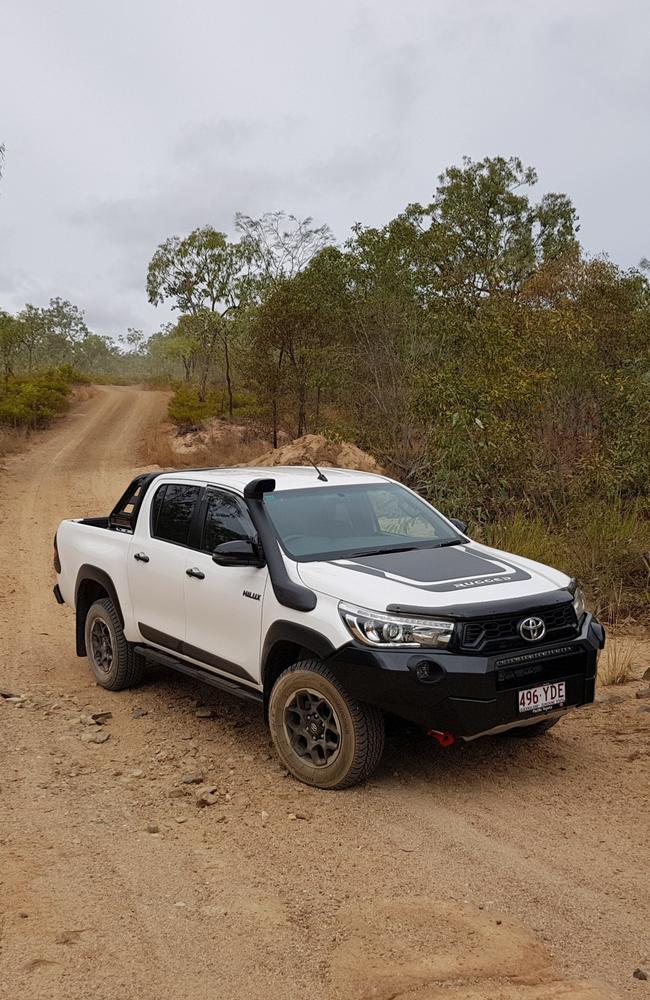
[1, 386, 648, 1000]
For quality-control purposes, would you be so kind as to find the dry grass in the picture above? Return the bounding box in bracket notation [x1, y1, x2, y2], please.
[598, 632, 635, 686]
[72, 385, 97, 403]
[139, 425, 264, 470]
[0, 425, 28, 459]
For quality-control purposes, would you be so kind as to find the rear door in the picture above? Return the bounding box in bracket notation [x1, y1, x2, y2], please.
[183, 487, 268, 686]
[128, 481, 203, 651]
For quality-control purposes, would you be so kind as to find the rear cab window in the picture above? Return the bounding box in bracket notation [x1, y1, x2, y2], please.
[150, 483, 203, 546]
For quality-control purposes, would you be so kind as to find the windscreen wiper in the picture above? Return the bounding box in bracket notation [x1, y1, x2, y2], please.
[345, 544, 420, 558]
[431, 539, 464, 548]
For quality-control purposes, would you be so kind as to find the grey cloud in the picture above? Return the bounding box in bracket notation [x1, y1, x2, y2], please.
[1, 0, 648, 337]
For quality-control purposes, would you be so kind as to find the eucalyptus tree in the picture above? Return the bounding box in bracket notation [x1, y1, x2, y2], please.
[235, 211, 334, 290]
[0, 310, 21, 385]
[147, 226, 247, 412]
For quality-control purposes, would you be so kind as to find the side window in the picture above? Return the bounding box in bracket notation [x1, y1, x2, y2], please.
[202, 490, 252, 552]
[151, 484, 202, 545]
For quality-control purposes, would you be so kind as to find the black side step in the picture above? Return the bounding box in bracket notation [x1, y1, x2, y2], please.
[134, 645, 263, 706]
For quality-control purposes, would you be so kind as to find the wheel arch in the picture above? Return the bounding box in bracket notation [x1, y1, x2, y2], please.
[261, 621, 335, 715]
[74, 565, 124, 657]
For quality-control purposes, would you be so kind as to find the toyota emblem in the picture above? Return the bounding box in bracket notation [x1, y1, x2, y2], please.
[519, 616, 546, 642]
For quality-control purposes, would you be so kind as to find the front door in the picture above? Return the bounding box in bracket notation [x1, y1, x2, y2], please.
[183, 487, 268, 686]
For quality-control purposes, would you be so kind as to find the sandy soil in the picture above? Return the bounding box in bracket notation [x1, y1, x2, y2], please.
[0, 385, 648, 1000]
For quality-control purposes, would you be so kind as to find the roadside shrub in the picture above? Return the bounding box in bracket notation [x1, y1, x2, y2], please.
[0, 369, 78, 428]
[168, 386, 218, 430]
[479, 501, 650, 622]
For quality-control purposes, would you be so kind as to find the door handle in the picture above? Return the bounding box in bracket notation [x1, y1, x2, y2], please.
[134, 552, 150, 563]
[186, 567, 205, 580]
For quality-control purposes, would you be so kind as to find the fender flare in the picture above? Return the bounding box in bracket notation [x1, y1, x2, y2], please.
[74, 565, 125, 656]
[261, 620, 336, 688]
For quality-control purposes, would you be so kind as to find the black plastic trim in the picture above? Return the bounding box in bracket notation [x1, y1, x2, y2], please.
[243, 479, 317, 613]
[261, 621, 336, 680]
[135, 645, 263, 705]
[386, 587, 575, 620]
[75, 565, 124, 623]
[138, 623, 256, 684]
[53, 583, 64, 605]
[74, 565, 125, 657]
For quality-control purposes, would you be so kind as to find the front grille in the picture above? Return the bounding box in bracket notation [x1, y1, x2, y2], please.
[459, 602, 578, 654]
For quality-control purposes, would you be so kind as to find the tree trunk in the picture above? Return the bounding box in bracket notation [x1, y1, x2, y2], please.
[223, 337, 234, 419]
[272, 398, 278, 449]
[297, 384, 307, 436]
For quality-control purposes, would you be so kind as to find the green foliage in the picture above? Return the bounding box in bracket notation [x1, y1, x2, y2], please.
[167, 385, 218, 430]
[480, 502, 650, 620]
[0, 368, 79, 427]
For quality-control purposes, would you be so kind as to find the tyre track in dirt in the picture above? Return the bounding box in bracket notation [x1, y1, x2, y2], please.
[0, 386, 648, 1000]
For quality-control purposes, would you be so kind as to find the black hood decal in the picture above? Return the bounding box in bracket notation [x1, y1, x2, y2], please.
[330, 545, 531, 593]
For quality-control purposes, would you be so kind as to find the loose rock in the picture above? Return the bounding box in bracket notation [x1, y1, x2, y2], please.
[182, 772, 204, 785]
[635, 687, 650, 700]
[91, 711, 112, 725]
[633, 967, 649, 981]
[195, 708, 214, 719]
[132, 707, 148, 719]
[80, 729, 110, 745]
[195, 785, 219, 807]
[146, 823, 159, 834]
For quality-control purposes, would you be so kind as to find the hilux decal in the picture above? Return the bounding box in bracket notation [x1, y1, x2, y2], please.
[332, 545, 531, 593]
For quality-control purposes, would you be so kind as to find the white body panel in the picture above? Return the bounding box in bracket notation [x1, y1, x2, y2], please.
[296, 542, 569, 611]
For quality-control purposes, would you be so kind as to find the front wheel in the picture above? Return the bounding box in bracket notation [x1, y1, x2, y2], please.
[268, 660, 385, 789]
[84, 597, 145, 690]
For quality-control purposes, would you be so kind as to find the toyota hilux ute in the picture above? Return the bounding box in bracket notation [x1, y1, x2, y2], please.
[53, 467, 605, 789]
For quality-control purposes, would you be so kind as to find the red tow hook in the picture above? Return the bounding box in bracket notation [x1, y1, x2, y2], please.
[427, 729, 455, 748]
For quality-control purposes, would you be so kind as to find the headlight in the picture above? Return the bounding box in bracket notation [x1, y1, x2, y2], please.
[339, 602, 454, 648]
[572, 586, 586, 623]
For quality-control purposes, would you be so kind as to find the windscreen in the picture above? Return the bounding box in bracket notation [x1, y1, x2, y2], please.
[263, 482, 461, 561]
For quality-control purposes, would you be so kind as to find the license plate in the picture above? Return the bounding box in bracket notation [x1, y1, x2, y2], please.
[518, 681, 566, 714]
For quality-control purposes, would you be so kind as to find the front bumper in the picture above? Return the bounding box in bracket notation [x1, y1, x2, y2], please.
[326, 613, 605, 740]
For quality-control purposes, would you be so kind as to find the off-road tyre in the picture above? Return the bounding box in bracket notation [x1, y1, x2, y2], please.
[503, 716, 561, 738]
[84, 597, 145, 691]
[268, 659, 385, 790]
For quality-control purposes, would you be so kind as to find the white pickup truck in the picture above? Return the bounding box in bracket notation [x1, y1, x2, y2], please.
[53, 466, 605, 788]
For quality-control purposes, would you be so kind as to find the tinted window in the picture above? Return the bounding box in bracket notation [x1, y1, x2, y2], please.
[202, 490, 251, 552]
[264, 483, 461, 560]
[152, 484, 201, 545]
[366, 486, 438, 540]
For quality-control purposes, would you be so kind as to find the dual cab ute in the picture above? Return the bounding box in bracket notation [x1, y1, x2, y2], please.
[54, 467, 605, 788]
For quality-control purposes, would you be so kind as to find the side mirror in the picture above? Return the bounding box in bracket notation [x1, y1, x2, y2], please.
[212, 538, 265, 568]
[449, 517, 468, 535]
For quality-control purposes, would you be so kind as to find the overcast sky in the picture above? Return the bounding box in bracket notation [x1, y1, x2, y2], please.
[1, 0, 648, 339]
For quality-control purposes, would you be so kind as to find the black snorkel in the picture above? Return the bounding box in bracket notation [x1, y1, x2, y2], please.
[243, 478, 317, 612]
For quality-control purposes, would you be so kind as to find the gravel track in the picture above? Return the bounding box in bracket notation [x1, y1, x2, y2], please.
[0, 385, 648, 1000]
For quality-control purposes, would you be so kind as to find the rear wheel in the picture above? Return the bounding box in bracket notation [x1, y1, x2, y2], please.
[503, 716, 561, 738]
[84, 598, 145, 691]
[268, 660, 385, 789]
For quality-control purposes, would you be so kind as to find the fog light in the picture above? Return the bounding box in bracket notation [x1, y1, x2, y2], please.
[415, 661, 431, 681]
